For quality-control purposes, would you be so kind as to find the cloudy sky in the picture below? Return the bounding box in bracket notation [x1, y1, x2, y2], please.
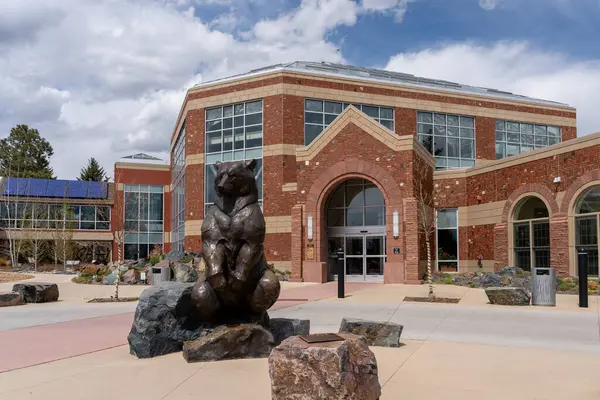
[1, 0, 599, 178]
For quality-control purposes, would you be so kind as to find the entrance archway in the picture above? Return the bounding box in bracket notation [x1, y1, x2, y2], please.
[325, 178, 386, 282]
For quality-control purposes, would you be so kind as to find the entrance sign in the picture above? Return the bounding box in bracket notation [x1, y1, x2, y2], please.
[393, 247, 400, 254]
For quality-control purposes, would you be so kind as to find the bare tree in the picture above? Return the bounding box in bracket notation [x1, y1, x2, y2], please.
[0, 174, 33, 270]
[51, 200, 76, 270]
[22, 204, 50, 272]
[414, 156, 436, 298]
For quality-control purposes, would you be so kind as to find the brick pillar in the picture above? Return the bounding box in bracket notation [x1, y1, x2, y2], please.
[403, 197, 420, 283]
[550, 216, 569, 276]
[290, 204, 303, 282]
[494, 223, 508, 271]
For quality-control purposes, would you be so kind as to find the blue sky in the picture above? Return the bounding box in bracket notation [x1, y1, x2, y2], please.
[0, 0, 599, 178]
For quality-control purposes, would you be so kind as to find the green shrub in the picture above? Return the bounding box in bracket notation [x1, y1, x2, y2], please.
[149, 256, 161, 266]
[72, 276, 93, 284]
[441, 276, 454, 285]
[179, 255, 193, 264]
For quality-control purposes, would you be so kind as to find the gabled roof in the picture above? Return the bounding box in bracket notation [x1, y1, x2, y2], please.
[193, 61, 570, 107]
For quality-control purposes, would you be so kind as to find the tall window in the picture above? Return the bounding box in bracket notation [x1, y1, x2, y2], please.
[417, 112, 475, 169]
[575, 186, 600, 276]
[205, 100, 263, 214]
[171, 122, 186, 251]
[326, 179, 385, 227]
[436, 209, 459, 272]
[512, 197, 550, 271]
[0, 203, 110, 230]
[304, 99, 394, 145]
[124, 184, 164, 260]
[495, 121, 561, 159]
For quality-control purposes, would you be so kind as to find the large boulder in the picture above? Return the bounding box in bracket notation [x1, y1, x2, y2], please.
[269, 318, 310, 345]
[171, 262, 198, 283]
[485, 287, 531, 306]
[122, 269, 138, 285]
[339, 318, 403, 348]
[0, 291, 23, 307]
[183, 324, 274, 363]
[12, 283, 59, 303]
[165, 250, 185, 261]
[479, 273, 502, 288]
[128, 282, 209, 358]
[269, 333, 381, 400]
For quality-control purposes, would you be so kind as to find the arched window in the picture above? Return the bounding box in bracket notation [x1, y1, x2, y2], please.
[574, 186, 600, 276]
[512, 197, 550, 271]
[326, 179, 385, 227]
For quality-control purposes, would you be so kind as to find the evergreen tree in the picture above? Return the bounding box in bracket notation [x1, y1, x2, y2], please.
[0, 125, 55, 178]
[78, 158, 109, 182]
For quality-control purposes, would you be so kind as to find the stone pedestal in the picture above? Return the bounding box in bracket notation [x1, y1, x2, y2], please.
[12, 283, 59, 303]
[268, 333, 381, 400]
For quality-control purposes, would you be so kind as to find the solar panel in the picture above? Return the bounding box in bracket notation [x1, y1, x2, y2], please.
[26, 178, 49, 197]
[67, 181, 89, 198]
[87, 182, 108, 199]
[46, 179, 70, 198]
[2, 178, 28, 196]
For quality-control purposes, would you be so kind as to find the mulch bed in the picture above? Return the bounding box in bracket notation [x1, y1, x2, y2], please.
[403, 296, 461, 304]
[87, 297, 139, 303]
[0, 272, 34, 283]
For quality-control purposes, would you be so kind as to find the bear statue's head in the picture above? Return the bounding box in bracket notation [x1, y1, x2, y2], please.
[213, 159, 258, 198]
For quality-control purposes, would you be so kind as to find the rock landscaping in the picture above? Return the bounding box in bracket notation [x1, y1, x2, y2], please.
[269, 318, 310, 346]
[12, 282, 59, 303]
[485, 287, 531, 306]
[0, 291, 23, 307]
[339, 318, 403, 347]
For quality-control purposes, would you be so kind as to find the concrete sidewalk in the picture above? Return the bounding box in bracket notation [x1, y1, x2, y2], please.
[0, 340, 598, 399]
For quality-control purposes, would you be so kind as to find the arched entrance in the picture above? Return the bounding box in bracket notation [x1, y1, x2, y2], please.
[325, 178, 386, 282]
[512, 196, 550, 271]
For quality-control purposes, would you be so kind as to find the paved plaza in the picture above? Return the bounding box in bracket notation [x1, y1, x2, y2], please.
[0, 275, 599, 399]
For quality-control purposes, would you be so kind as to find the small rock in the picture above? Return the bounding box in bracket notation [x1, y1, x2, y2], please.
[269, 333, 381, 400]
[510, 277, 531, 290]
[128, 282, 209, 358]
[500, 275, 512, 286]
[0, 291, 23, 307]
[80, 265, 101, 276]
[123, 269, 138, 285]
[102, 271, 118, 285]
[12, 283, 59, 303]
[339, 318, 403, 348]
[183, 324, 274, 363]
[269, 318, 310, 345]
[171, 262, 198, 283]
[485, 287, 530, 306]
[452, 275, 471, 286]
[480, 273, 502, 288]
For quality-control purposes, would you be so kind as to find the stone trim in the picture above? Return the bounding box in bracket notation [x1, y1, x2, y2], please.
[501, 185, 560, 223]
[115, 162, 169, 171]
[560, 170, 600, 215]
[282, 183, 298, 192]
[263, 144, 301, 157]
[270, 261, 292, 272]
[185, 154, 205, 166]
[457, 201, 505, 227]
[433, 132, 600, 180]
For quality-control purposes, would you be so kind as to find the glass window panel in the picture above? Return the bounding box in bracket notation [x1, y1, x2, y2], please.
[81, 205, 95, 221]
[366, 237, 384, 255]
[324, 114, 337, 125]
[305, 99, 323, 112]
[534, 125, 547, 136]
[417, 123, 433, 134]
[223, 105, 233, 117]
[535, 135, 548, 146]
[576, 217, 598, 246]
[206, 108, 222, 120]
[380, 120, 394, 130]
[419, 135, 433, 153]
[548, 137, 559, 145]
[434, 125, 446, 136]
[448, 138, 461, 158]
[96, 206, 110, 222]
[507, 122, 520, 132]
[246, 148, 262, 159]
[365, 207, 385, 225]
[223, 118, 232, 129]
[459, 128, 474, 138]
[365, 186, 384, 206]
[417, 112, 432, 123]
[522, 134, 534, 145]
[506, 143, 520, 156]
[305, 124, 323, 145]
[447, 115, 459, 126]
[515, 249, 531, 271]
[437, 209, 457, 229]
[206, 120, 221, 132]
[380, 108, 393, 119]
[234, 116, 244, 127]
[206, 153, 222, 163]
[345, 237, 363, 256]
[345, 185, 364, 208]
[324, 101, 342, 114]
[366, 258, 384, 275]
[437, 229, 458, 260]
[327, 209, 344, 227]
[150, 193, 163, 221]
[460, 159, 475, 168]
[305, 112, 323, 124]
[346, 208, 364, 227]
[446, 126, 459, 137]
[521, 145, 534, 153]
[520, 124, 533, 134]
[507, 132, 520, 143]
[533, 221, 550, 247]
[496, 131, 505, 141]
[434, 136, 446, 156]
[205, 165, 218, 205]
[245, 127, 263, 148]
[448, 158, 461, 168]
[234, 104, 244, 115]
[514, 223, 530, 247]
[460, 139, 474, 159]
[460, 116, 474, 128]
[362, 105, 379, 118]
[434, 113, 446, 125]
[223, 130, 233, 151]
[577, 187, 600, 214]
[495, 120, 505, 130]
[97, 222, 109, 230]
[206, 131, 222, 153]
[245, 100, 262, 114]
[547, 126, 560, 137]
[346, 258, 363, 275]
[245, 113, 262, 126]
[436, 157, 447, 168]
[124, 244, 138, 260]
[233, 150, 244, 160]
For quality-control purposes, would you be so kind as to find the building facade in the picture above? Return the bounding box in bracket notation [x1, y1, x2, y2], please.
[167, 61, 600, 284]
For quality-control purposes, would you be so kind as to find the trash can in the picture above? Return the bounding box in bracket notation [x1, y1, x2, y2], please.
[531, 267, 556, 306]
[151, 265, 171, 286]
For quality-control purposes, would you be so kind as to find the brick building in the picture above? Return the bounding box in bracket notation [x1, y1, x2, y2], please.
[167, 61, 600, 283]
[3, 62, 600, 283]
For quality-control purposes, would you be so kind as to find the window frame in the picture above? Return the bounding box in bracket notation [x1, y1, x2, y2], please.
[435, 208, 459, 272]
[495, 120, 562, 160]
[123, 184, 164, 260]
[574, 186, 600, 277]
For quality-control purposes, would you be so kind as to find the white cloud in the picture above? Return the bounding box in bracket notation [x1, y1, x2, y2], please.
[385, 41, 600, 135]
[361, 0, 413, 22]
[479, 0, 500, 10]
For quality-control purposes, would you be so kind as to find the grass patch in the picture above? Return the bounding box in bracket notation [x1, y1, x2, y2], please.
[87, 297, 139, 303]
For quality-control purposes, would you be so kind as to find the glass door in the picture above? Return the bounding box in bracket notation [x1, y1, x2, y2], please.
[365, 235, 385, 282]
[345, 236, 364, 281]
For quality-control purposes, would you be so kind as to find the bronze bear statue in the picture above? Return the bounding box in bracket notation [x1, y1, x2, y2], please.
[191, 159, 281, 324]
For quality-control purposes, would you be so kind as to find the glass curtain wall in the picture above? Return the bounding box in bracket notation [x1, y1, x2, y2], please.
[171, 122, 186, 251]
[124, 184, 164, 260]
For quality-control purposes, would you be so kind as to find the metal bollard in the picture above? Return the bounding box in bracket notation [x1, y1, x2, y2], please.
[337, 248, 345, 299]
[578, 249, 588, 308]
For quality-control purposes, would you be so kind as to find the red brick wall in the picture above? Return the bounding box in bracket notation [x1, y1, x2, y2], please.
[476, 116, 496, 161]
[265, 233, 291, 262]
[562, 125, 577, 141]
[395, 107, 417, 136]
